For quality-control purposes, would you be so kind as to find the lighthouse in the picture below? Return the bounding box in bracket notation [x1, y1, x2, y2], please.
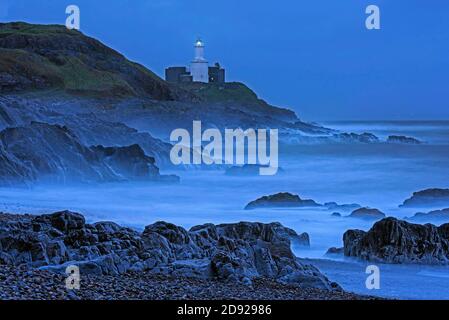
[165, 39, 225, 84]
[190, 39, 209, 83]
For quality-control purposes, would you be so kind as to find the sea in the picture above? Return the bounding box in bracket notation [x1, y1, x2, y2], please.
[1, 120, 449, 299]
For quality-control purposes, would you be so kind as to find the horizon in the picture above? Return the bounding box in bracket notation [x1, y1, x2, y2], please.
[1, 0, 448, 121]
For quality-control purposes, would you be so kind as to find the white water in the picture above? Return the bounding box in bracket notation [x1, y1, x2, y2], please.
[1, 121, 449, 299]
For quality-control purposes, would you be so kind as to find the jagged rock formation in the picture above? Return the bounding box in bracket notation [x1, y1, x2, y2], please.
[348, 207, 386, 220]
[400, 188, 449, 208]
[343, 218, 449, 264]
[387, 135, 421, 144]
[0, 122, 177, 185]
[0, 211, 340, 290]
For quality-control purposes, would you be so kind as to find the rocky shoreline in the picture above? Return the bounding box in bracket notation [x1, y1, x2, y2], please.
[0, 210, 372, 300]
[0, 264, 371, 300]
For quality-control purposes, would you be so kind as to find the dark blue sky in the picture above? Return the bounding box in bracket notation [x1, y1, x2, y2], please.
[1, 0, 448, 120]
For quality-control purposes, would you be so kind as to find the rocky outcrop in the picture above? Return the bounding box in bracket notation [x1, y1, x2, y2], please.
[244, 193, 363, 213]
[0, 122, 177, 185]
[400, 188, 449, 208]
[348, 207, 386, 220]
[409, 208, 449, 222]
[343, 218, 449, 264]
[387, 135, 421, 144]
[0, 211, 339, 290]
[244, 193, 321, 210]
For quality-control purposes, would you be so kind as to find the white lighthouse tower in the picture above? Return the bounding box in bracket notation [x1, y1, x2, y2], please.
[190, 39, 209, 83]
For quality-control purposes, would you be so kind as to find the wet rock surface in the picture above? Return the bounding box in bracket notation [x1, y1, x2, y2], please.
[0, 211, 339, 292]
[343, 217, 449, 264]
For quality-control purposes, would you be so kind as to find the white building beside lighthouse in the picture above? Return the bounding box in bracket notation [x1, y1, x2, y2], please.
[190, 39, 209, 83]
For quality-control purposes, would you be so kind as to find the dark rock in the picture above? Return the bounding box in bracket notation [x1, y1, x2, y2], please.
[35, 211, 85, 232]
[245, 192, 321, 210]
[343, 218, 449, 264]
[348, 207, 386, 220]
[331, 212, 341, 217]
[0, 211, 338, 290]
[400, 188, 449, 208]
[325, 247, 344, 256]
[387, 135, 421, 144]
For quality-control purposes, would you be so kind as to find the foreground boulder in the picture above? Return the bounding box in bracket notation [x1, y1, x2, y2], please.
[0, 211, 339, 290]
[400, 188, 449, 208]
[343, 218, 449, 264]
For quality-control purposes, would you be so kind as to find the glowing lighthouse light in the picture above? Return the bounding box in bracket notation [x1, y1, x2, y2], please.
[190, 38, 209, 82]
